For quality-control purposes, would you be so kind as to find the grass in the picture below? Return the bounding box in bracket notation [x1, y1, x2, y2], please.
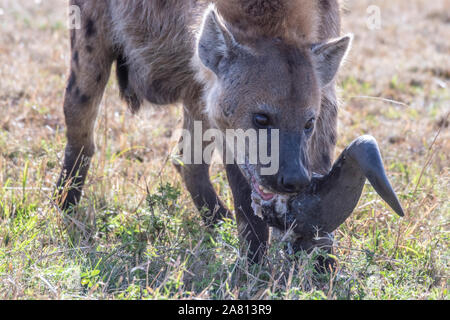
[0, 0, 449, 300]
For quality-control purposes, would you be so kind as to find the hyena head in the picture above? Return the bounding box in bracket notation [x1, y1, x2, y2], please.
[195, 8, 352, 198]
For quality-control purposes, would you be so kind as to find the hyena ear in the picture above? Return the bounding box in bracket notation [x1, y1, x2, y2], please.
[312, 34, 353, 87]
[198, 7, 236, 75]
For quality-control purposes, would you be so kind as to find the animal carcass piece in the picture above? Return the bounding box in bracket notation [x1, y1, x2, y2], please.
[252, 135, 404, 253]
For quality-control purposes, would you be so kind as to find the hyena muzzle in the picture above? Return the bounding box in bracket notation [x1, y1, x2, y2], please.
[56, 0, 350, 263]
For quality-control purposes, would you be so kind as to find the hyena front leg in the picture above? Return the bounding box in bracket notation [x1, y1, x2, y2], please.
[174, 107, 231, 227]
[226, 164, 269, 263]
[56, 7, 114, 211]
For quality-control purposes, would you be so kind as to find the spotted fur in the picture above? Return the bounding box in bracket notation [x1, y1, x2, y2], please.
[57, 0, 344, 263]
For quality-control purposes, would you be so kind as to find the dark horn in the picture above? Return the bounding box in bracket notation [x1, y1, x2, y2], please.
[345, 135, 404, 217]
[288, 135, 404, 238]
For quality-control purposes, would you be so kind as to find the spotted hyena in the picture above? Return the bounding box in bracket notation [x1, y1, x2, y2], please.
[57, 0, 351, 262]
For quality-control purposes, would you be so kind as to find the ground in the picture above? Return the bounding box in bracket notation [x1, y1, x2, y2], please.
[0, 0, 448, 299]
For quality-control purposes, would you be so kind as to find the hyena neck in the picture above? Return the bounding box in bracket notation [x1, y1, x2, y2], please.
[214, 0, 321, 43]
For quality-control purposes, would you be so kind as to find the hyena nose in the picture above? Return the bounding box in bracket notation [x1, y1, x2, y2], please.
[279, 171, 311, 193]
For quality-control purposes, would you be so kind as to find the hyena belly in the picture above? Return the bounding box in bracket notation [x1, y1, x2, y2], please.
[109, 0, 206, 110]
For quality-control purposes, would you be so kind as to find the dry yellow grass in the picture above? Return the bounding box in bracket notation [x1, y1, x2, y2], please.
[0, 0, 448, 299]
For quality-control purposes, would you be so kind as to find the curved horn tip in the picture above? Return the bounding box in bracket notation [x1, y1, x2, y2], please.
[355, 135, 377, 145]
[351, 135, 405, 218]
[391, 201, 405, 217]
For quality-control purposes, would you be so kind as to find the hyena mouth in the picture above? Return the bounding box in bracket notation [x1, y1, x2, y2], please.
[241, 163, 291, 225]
[250, 135, 405, 250]
[251, 189, 291, 228]
[252, 178, 276, 201]
[240, 161, 278, 204]
[250, 177, 292, 228]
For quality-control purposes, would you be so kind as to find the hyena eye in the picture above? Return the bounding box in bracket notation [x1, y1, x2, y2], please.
[253, 114, 271, 128]
[304, 118, 316, 131]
